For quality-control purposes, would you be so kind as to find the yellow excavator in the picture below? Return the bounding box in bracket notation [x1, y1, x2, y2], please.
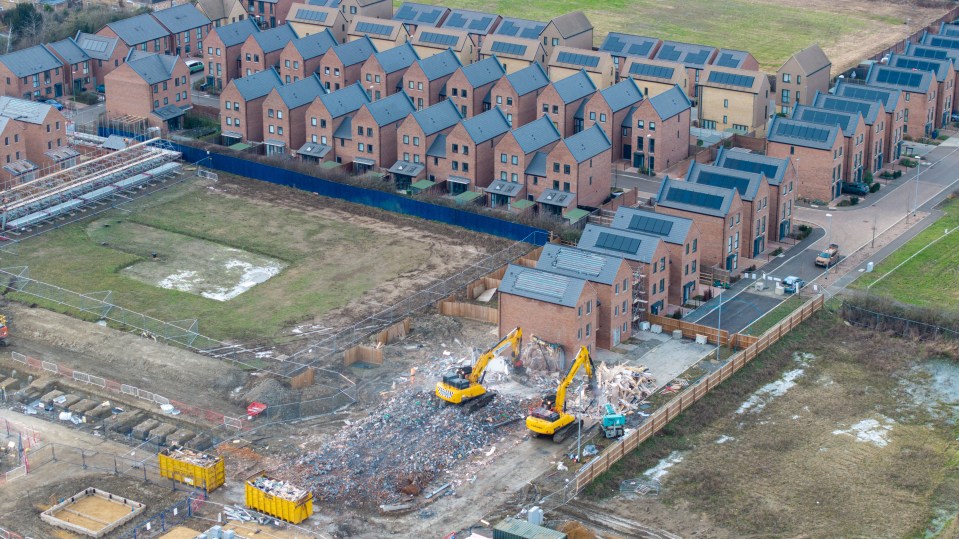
[435, 327, 522, 410]
[527, 346, 594, 442]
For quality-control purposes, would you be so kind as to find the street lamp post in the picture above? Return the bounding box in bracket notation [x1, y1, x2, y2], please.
[825, 213, 833, 277]
[646, 133, 653, 176]
[716, 289, 723, 362]
[913, 154, 921, 217]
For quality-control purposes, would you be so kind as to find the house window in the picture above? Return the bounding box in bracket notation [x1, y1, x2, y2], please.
[511, 173, 518, 182]
[589, 111, 595, 121]
[542, 104, 549, 113]
[553, 162, 559, 172]
[585, 323, 591, 337]
[506, 97, 513, 106]
[403, 135, 410, 144]
[511, 155, 518, 165]
[649, 122, 655, 131]
[586, 301, 592, 314]
[226, 102, 232, 110]
[502, 153, 508, 163]
[637, 120, 644, 129]
[277, 111, 283, 119]
[796, 75, 801, 84]
[599, 113, 606, 122]
[417, 82, 423, 90]
[563, 164, 570, 174]
[311, 117, 317, 126]
[552, 105, 558, 114]
[413, 137, 419, 146]
[268, 109, 274, 118]
[723, 98, 728, 108]
[782, 73, 791, 83]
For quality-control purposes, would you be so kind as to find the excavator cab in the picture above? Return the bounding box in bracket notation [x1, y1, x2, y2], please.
[441, 373, 471, 390]
[435, 328, 522, 407]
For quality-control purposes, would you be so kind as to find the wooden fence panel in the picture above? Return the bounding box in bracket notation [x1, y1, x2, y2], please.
[343, 345, 383, 366]
[377, 318, 411, 345]
[289, 368, 314, 389]
[439, 299, 499, 324]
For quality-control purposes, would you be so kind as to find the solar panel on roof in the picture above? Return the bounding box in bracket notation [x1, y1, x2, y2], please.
[596, 231, 642, 254]
[696, 169, 750, 196]
[420, 10, 440, 23]
[685, 50, 711, 65]
[776, 121, 830, 141]
[356, 21, 393, 35]
[665, 186, 725, 210]
[715, 52, 739, 68]
[469, 17, 493, 31]
[514, 270, 568, 298]
[80, 38, 108, 53]
[893, 57, 938, 73]
[490, 40, 528, 56]
[419, 31, 459, 46]
[294, 8, 328, 22]
[554, 248, 606, 276]
[557, 51, 600, 68]
[627, 215, 673, 236]
[821, 96, 868, 115]
[657, 45, 681, 61]
[395, 5, 413, 18]
[627, 43, 652, 56]
[931, 36, 959, 48]
[629, 62, 673, 79]
[876, 68, 924, 88]
[707, 70, 755, 88]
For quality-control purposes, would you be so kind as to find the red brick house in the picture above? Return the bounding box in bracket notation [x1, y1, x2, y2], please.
[0, 97, 74, 182]
[446, 56, 505, 118]
[489, 62, 550, 128]
[655, 177, 744, 272]
[834, 82, 905, 164]
[433, 106, 511, 193]
[403, 49, 463, 111]
[338, 91, 416, 174]
[391, 99, 462, 188]
[239, 24, 298, 77]
[812, 91, 888, 174]
[577, 224, 670, 317]
[300, 82, 371, 162]
[714, 147, 798, 243]
[152, 4, 213, 57]
[631, 84, 692, 173]
[0, 117, 31, 189]
[489, 115, 562, 209]
[867, 63, 935, 138]
[278, 29, 337, 83]
[888, 52, 955, 129]
[203, 19, 260, 89]
[75, 32, 125, 90]
[261, 74, 327, 156]
[220, 68, 283, 144]
[360, 42, 420, 101]
[498, 263, 599, 359]
[105, 52, 192, 135]
[765, 115, 844, 202]
[47, 39, 92, 96]
[318, 36, 376, 92]
[535, 69, 596, 137]
[0, 45, 65, 100]
[610, 207, 702, 307]
[581, 77, 643, 162]
[536, 244, 634, 348]
[686, 162, 771, 258]
[792, 104, 868, 183]
[531, 124, 611, 214]
[97, 13, 170, 61]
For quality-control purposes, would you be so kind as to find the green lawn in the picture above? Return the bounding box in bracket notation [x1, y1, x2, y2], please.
[742, 295, 806, 336]
[853, 195, 959, 308]
[6, 181, 431, 342]
[406, 0, 909, 71]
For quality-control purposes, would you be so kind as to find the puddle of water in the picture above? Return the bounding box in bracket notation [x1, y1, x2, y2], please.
[735, 352, 815, 415]
[200, 259, 284, 301]
[900, 359, 959, 423]
[832, 416, 896, 447]
[643, 450, 685, 481]
[715, 435, 735, 444]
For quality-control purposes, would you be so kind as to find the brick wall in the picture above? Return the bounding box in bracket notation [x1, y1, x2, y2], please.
[498, 286, 598, 360]
[766, 137, 843, 202]
[633, 99, 690, 173]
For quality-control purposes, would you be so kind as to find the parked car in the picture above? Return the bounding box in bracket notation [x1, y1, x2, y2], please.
[782, 275, 805, 294]
[951, 112, 959, 122]
[185, 59, 204, 74]
[815, 243, 840, 267]
[96, 84, 105, 93]
[44, 99, 63, 111]
[841, 182, 869, 196]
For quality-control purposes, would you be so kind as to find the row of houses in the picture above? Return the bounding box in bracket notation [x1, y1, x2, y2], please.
[0, 97, 75, 188]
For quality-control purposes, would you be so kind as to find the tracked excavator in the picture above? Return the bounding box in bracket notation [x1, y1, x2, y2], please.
[435, 327, 522, 411]
[527, 346, 595, 443]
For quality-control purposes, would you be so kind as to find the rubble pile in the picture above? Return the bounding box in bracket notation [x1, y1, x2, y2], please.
[596, 363, 657, 411]
[167, 448, 218, 467]
[249, 476, 309, 501]
[294, 389, 529, 506]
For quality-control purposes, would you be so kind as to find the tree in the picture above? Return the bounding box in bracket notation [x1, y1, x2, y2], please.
[8, 4, 45, 48]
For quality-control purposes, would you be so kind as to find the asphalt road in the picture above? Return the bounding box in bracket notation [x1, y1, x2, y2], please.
[694, 291, 784, 333]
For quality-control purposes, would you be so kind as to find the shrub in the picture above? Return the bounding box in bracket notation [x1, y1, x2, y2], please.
[772, 247, 783, 256]
[837, 200, 851, 207]
[850, 196, 860, 206]
[72, 92, 99, 105]
[900, 157, 917, 168]
[894, 170, 902, 178]
[863, 171, 873, 185]
[671, 311, 683, 320]
[870, 182, 881, 193]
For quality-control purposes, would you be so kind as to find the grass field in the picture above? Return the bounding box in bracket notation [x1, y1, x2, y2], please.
[7, 180, 432, 341]
[407, 0, 950, 71]
[742, 295, 804, 336]
[854, 195, 959, 309]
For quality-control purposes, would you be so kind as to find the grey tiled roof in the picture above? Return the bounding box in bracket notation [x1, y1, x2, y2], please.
[462, 106, 510, 143]
[648, 85, 691, 120]
[504, 62, 549, 96]
[654, 40, 716, 69]
[499, 263, 587, 308]
[577, 224, 662, 263]
[0, 96, 53, 124]
[610, 206, 693, 245]
[655, 177, 737, 218]
[906, 42, 959, 65]
[393, 2, 449, 27]
[486, 179, 524, 196]
[494, 17, 546, 39]
[888, 53, 952, 82]
[714, 146, 789, 187]
[598, 78, 642, 112]
[812, 92, 881, 125]
[292, 29, 337, 60]
[374, 42, 419, 73]
[417, 49, 462, 80]
[331, 36, 376, 68]
[107, 13, 169, 46]
[48, 39, 90, 65]
[440, 8, 500, 35]
[599, 32, 659, 59]
[213, 19, 260, 48]
[548, 11, 592, 39]
[564, 124, 610, 163]
[866, 64, 933, 93]
[126, 52, 178, 84]
[366, 91, 415, 126]
[712, 48, 752, 69]
[426, 133, 446, 157]
[231, 68, 283, 100]
[512, 115, 561, 154]
[686, 162, 762, 201]
[833, 81, 900, 111]
[75, 32, 118, 61]
[553, 70, 596, 104]
[333, 115, 352, 139]
[411, 99, 461, 136]
[152, 104, 188, 120]
[0, 44, 63, 78]
[537, 243, 624, 285]
[152, 4, 211, 34]
[525, 150, 547, 176]
[460, 56, 504, 88]
[537, 188, 575, 207]
[792, 104, 861, 136]
[766, 115, 839, 150]
[787, 44, 830, 74]
[276, 74, 326, 108]
[252, 24, 298, 54]
[318, 82, 370, 118]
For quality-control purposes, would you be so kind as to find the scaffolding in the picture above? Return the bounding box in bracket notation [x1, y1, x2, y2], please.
[632, 263, 648, 327]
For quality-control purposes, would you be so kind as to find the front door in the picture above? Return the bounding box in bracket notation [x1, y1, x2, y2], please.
[622, 144, 631, 160]
[633, 152, 644, 169]
[54, 84, 62, 97]
[613, 328, 620, 346]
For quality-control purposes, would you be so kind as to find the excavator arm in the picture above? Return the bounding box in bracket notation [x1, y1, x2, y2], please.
[553, 346, 593, 415]
[526, 346, 594, 442]
[436, 327, 522, 406]
[467, 327, 522, 384]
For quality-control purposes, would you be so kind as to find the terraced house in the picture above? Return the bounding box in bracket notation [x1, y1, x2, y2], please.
[577, 224, 669, 317]
[698, 65, 771, 135]
[152, 4, 212, 57]
[866, 64, 935, 138]
[714, 147, 797, 243]
[277, 30, 337, 83]
[0, 45, 64, 99]
[360, 42, 420, 101]
[392, 2, 449, 35]
[98, 13, 170, 62]
[652, 40, 717, 98]
[438, 8, 501, 48]
[833, 81, 905, 163]
[286, 3, 347, 43]
[610, 207, 701, 306]
[195, 0, 247, 27]
[489, 115, 562, 210]
[765, 115, 844, 202]
[710, 48, 759, 71]
[300, 82, 370, 162]
[530, 123, 611, 214]
[599, 33, 661, 72]
[105, 51, 192, 134]
[436, 107, 512, 194]
[540, 11, 593, 58]
[907, 41, 959, 114]
[335, 0, 393, 23]
[48, 38, 93, 95]
[446, 56, 505, 118]
[776, 44, 831, 114]
[655, 177, 744, 272]
[239, 24, 298, 76]
[631, 85, 692, 174]
[348, 16, 409, 51]
[0, 97, 74, 182]
[812, 91, 888, 174]
[887, 53, 954, 129]
[620, 57, 687, 99]
[547, 46, 615, 90]
[204, 19, 260, 89]
[339, 91, 415, 174]
[685, 163, 771, 258]
[536, 70, 597, 137]
[75, 32, 125, 88]
[261, 74, 327, 156]
[488, 62, 550, 128]
[479, 36, 547, 74]
[402, 49, 462, 110]
[391, 99, 462, 188]
[410, 27, 476, 65]
[582, 78, 644, 161]
[792, 104, 867, 183]
[219, 68, 283, 144]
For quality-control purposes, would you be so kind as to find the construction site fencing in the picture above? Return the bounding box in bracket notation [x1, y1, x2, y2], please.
[0, 527, 33, 539]
[572, 294, 825, 493]
[9, 351, 247, 429]
[438, 297, 499, 324]
[114, 492, 207, 539]
[841, 300, 959, 341]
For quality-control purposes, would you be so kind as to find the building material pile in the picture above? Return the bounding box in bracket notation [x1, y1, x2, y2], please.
[249, 476, 309, 502]
[166, 448, 219, 467]
[293, 389, 528, 507]
[566, 362, 656, 415]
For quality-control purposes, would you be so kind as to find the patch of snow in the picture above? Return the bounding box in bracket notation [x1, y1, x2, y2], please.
[158, 270, 201, 292]
[715, 435, 735, 444]
[201, 259, 284, 301]
[643, 451, 684, 481]
[735, 352, 815, 415]
[254, 351, 274, 359]
[832, 416, 895, 447]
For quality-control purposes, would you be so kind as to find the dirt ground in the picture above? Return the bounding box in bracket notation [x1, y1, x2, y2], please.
[586, 312, 959, 538]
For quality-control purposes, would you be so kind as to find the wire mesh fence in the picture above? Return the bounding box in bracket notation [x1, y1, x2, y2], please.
[841, 300, 959, 341]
